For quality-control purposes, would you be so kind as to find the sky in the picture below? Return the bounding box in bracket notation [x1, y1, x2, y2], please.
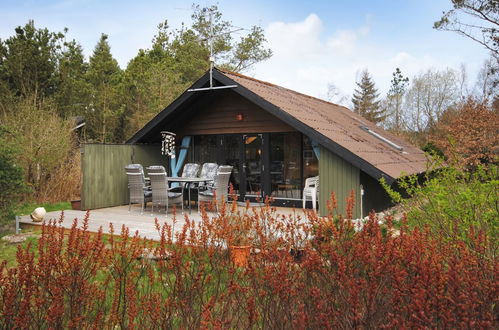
[0, 0, 492, 104]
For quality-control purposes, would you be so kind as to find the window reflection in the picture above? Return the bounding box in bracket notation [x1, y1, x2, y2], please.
[270, 133, 301, 199]
[244, 135, 262, 196]
[192, 135, 217, 163]
[303, 135, 319, 185]
[221, 135, 240, 194]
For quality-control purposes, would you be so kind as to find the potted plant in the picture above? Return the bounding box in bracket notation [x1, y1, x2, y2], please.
[227, 214, 253, 267]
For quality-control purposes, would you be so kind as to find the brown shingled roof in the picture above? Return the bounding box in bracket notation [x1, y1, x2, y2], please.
[128, 68, 428, 182]
[218, 69, 427, 180]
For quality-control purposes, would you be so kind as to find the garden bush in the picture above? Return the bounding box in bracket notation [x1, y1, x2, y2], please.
[382, 164, 498, 253]
[0, 127, 26, 233]
[0, 200, 496, 328]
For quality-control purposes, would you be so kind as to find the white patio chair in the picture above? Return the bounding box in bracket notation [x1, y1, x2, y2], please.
[146, 165, 183, 214]
[302, 176, 319, 210]
[198, 166, 233, 212]
[125, 164, 152, 213]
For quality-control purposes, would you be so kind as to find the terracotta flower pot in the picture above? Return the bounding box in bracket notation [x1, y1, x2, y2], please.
[229, 245, 251, 267]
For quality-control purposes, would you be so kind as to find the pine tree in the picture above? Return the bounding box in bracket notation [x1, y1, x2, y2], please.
[386, 67, 409, 131]
[55, 39, 91, 118]
[86, 34, 123, 142]
[352, 70, 385, 124]
[0, 20, 64, 101]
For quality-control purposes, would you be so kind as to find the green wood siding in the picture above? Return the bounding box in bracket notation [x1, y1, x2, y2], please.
[81, 144, 167, 210]
[319, 145, 360, 218]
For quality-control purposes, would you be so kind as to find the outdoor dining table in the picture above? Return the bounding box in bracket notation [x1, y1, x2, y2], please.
[165, 177, 214, 214]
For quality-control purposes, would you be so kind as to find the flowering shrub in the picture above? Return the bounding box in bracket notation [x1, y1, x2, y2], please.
[0, 200, 497, 328]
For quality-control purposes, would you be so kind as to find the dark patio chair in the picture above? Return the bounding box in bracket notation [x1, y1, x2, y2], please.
[198, 166, 233, 212]
[146, 165, 183, 214]
[170, 163, 200, 192]
[197, 162, 219, 191]
[125, 164, 152, 213]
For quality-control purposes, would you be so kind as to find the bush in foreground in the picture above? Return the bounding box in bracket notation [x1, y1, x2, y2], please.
[383, 164, 498, 253]
[0, 202, 497, 328]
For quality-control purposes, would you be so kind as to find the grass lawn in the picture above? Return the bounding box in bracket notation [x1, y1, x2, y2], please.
[0, 232, 40, 268]
[1, 201, 69, 268]
[14, 201, 71, 216]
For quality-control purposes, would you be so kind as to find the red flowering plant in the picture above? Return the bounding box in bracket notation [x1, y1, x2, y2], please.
[0, 195, 497, 328]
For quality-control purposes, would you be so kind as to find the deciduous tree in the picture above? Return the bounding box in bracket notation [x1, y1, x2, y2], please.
[434, 0, 498, 56]
[404, 68, 459, 133]
[430, 98, 499, 167]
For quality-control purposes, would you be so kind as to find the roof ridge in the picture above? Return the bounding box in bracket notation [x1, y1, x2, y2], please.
[216, 67, 352, 112]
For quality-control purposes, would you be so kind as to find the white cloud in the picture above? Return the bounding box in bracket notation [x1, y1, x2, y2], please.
[252, 13, 474, 108]
[265, 13, 324, 60]
[326, 25, 369, 56]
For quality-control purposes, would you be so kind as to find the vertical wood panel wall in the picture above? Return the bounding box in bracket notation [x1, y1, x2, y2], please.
[176, 90, 296, 136]
[319, 145, 360, 218]
[81, 144, 167, 210]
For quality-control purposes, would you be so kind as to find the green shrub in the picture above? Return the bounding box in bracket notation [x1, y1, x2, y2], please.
[0, 127, 27, 233]
[382, 164, 498, 250]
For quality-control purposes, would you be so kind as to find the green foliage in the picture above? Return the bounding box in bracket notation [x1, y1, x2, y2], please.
[384, 68, 409, 131]
[383, 164, 499, 248]
[0, 20, 64, 100]
[190, 4, 272, 72]
[0, 235, 38, 267]
[388, 67, 409, 96]
[421, 142, 445, 158]
[0, 127, 27, 231]
[121, 49, 182, 138]
[352, 69, 385, 124]
[1, 96, 74, 194]
[85, 34, 123, 143]
[55, 40, 91, 118]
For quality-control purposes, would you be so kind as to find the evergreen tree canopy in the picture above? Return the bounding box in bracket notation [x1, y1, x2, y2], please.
[385, 67, 409, 131]
[85, 34, 123, 142]
[352, 70, 385, 124]
[56, 39, 90, 118]
[389, 67, 409, 96]
[0, 20, 64, 100]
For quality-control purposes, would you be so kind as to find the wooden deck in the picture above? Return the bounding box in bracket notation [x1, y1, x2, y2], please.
[19, 204, 311, 241]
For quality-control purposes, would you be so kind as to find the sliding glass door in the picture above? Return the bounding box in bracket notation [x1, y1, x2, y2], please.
[188, 132, 318, 206]
[242, 134, 263, 200]
[270, 132, 302, 200]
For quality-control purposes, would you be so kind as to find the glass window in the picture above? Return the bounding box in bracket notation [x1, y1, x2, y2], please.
[191, 135, 218, 164]
[303, 135, 319, 185]
[270, 132, 301, 199]
[221, 135, 240, 194]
